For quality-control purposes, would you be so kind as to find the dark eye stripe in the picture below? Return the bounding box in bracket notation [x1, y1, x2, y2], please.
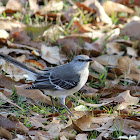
[78, 59, 85, 62]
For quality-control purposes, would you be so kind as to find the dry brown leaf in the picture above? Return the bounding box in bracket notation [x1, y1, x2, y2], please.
[127, 47, 138, 57]
[0, 55, 28, 81]
[0, 92, 24, 111]
[41, 44, 61, 65]
[0, 47, 31, 55]
[116, 90, 139, 110]
[82, 42, 102, 57]
[0, 38, 40, 52]
[5, 0, 23, 13]
[0, 74, 22, 89]
[0, 127, 12, 140]
[84, 42, 103, 52]
[75, 115, 93, 131]
[121, 17, 140, 40]
[106, 42, 123, 55]
[0, 114, 28, 134]
[101, 85, 140, 97]
[42, 25, 62, 43]
[58, 34, 93, 56]
[109, 117, 139, 135]
[103, 1, 134, 16]
[60, 135, 68, 140]
[35, 131, 49, 140]
[0, 62, 26, 81]
[0, 17, 25, 30]
[76, 134, 88, 140]
[82, 85, 98, 98]
[1, 88, 13, 98]
[94, 54, 122, 66]
[28, 0, 39, 13]
[91, 60, 106, 74]
[40, 0, 63, 14]
[59, 129, 76, 139]
[14, 84, 54, 106]
[0, 29, 9, 39]
[115, 0, 140, 7]
[83, 0, 112, 25]
[0, 6, 5, 14]
[101, 90, 139, 110]
[29, 117, 47, 129]
[95, 118, 113, 131]
[118, 56, 140, 74]
[79, 99, 111, 108]
[25, 59, 45, 70]
[45, 123, 65, 138]
[74, 105, 88, 112]
[63, 5, 78, 22]
[9, 29, 42, 50]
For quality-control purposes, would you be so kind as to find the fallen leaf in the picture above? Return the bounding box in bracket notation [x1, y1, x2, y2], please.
[76, 133, 88, 140]
[63, 5, 78, 22]
[41, 44, 61, 65]
[115, 90, 139, 110]
[0, 38, 40, 52]
[46, 122, 65, 138]
[79, 99, 111, 108]
[0, 55, 28, 81]
[109, 117, 139, 135]
[118, 56, 140, 74]
[83, 0, 112, 25]
[5, 0, 23, 13]
[91, 60, 107, 74]
[0, 74, 22, 89]
[115, 0, 140, 7]
[0, 17, 25, 30]
[121, 16, 140, 40]
[101, 90, 139, 110]
[14, 84, 54, 106]
[106, 42, 123, 55]
[40, 0, 63, 14]
[34, 131, 49, 140]
[74, 105, 88, 111]
[75, 115, 93, 131]
[25, 59, 45, 70]
[0, 47, 31, 55]
[127, 47, 138, 57]
[0, 29, 9, 39]
[103, 1, 134, 16]
[0, 114, 28, 134]
[0, 92, 24, 111]
[28, 0, 39, 13]
[94, 54, 122, 66]
[0, 6, 5, 14]
[60, 135, 68, 140]
[82, 85, 98, 98]
[0, 127, 12, 140]
[58, 34, 93, 56]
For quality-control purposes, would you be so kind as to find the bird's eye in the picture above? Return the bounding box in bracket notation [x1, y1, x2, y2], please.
[78, 59, 84, 62]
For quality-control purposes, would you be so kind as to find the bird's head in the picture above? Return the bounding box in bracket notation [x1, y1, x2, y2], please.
[70, 55, 92, 70]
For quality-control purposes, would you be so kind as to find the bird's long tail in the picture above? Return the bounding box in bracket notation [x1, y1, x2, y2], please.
[0, 53, 40, 75]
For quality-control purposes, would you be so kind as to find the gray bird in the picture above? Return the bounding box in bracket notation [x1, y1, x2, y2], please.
[0, 53, 92, 116]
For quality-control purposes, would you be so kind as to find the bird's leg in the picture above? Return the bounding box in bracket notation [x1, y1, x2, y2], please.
[50, 96, 58, 112]
[61, 97, 74, 117]
[40, 90, 58, 112]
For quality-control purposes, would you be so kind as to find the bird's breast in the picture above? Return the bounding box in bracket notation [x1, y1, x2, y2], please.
[76, 67, 89, 90]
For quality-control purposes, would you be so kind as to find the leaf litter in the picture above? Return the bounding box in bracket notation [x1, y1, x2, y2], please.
[0, 0, 139, 139]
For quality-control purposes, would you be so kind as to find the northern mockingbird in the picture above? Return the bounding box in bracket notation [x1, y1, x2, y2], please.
[0, 53, 92, 116]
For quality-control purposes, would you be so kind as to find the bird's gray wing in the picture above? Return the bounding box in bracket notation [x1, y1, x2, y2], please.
[26, 71, 79, 90]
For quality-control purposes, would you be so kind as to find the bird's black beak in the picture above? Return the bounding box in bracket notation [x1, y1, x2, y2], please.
[85, 58, 92, 62]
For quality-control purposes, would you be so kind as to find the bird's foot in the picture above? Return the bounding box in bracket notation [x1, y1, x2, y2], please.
[50, 106, 58, 113]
